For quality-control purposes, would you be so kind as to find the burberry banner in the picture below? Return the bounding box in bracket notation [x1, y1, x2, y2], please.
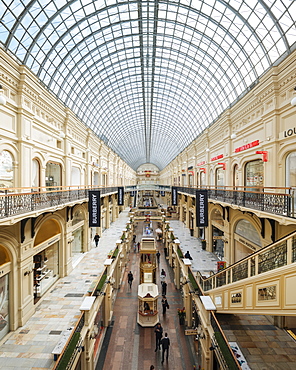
[196, 190, 208, 227]
[171, 187, 178, 206]
[118, 187, 124, 206]
[88, 190, 101, 227]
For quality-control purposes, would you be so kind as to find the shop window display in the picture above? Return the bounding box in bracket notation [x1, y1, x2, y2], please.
[245, 159, 263, 190]
[45, 161, 61, 188]
[33, 244, 59, 300]
[0, 274, 9, 341]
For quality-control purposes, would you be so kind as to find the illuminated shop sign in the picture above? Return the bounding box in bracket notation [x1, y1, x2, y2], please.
[235, 140, 259, 153]
[211, 154, 224, 161]
[196, 161, 206, 166]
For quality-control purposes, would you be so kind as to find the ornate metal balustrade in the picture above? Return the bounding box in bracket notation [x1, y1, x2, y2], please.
[0, 186, 119, 219]
[293, 236, 296, 263]
[176, 186, 294, 218]
[258, 241, 287, 274]
[198, 231, 296, 292]
[232, 260, 248, 282]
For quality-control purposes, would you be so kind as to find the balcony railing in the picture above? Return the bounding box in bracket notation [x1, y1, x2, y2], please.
[196, 231, 296, 292]
[176, 185, 295, 218]
[0, 185, 119, 219]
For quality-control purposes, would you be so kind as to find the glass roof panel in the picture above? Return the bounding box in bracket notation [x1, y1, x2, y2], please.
[0, 0, 295, 170]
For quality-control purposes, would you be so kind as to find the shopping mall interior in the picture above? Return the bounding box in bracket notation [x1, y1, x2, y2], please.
[0, 1, 296, 369]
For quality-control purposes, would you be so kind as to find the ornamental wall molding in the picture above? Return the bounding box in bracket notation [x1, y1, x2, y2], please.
[0, 72, 18, 89]
[278, 71, 296, 88]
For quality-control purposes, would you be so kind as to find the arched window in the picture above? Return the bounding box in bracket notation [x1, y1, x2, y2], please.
[216, 167, 224, 187]
[93, 172, 99, 186]
[235, 219, 261, 247]
[45, 162, 61, 188]
[245, 160, 263, 190]
[210, 169, 214, 186]
[286, 152, 296, 187]
[72, 209, 84, 226]
[0, 150, 13, 189]
[200, 171, 205, 186]
[233, 164, 239, 188]
[71, 166, 80, 187]
[32, 159, 40, 189]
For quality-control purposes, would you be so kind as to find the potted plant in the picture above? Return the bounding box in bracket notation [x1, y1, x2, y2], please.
[177, 307, 186, 325]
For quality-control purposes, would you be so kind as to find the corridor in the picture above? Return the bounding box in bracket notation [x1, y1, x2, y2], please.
[97, 220, 198, 370]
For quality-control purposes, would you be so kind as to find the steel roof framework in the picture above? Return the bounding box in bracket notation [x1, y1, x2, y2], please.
[0, 0, 295, 170]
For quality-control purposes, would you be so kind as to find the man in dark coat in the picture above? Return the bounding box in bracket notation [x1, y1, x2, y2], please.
[162, 281, 167, 296]
[160, 332, 170, 363]
[156, 250, 160, 264]
[127, 271, 133, 289]
[94, 233, 100, 247]
[154, 323, 163, 351]
[161, 295, 169, 315]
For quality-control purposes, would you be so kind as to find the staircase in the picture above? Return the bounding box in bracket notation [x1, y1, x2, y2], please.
[196, 231, 296, 315]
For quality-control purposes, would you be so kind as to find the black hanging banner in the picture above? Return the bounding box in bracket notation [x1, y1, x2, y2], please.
[133, 191, 137, 208]
[196, 190, 208, 227]
[118, 187, 124, 206]
[88, 190, 101, 227]
[171, 187, 178, 206]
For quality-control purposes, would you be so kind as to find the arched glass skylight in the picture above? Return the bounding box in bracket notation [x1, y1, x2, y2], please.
[0, 0, 295, 170]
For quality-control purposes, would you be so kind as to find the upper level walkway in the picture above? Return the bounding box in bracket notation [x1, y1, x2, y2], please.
[1, 184, 295, 225]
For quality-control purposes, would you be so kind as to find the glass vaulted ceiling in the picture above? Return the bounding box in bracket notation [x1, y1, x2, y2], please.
[0, 1, 295, 170]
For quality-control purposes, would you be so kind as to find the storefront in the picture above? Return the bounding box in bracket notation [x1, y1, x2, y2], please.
[245, 159, 264, 190]
[45, 161, 62, 188]
[211, 209, 225, 260]
[72, 208, 85, 264]
[33, 219, 61, 302]
[0, 269, 10, 341]
[33, 236, 60, 300]
[212, 227, 224, 260]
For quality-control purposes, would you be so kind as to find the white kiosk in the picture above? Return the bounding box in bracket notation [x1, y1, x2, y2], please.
[137, 283, 159, 327]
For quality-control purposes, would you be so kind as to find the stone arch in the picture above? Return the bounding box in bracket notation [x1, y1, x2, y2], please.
[34, 217, 62, 247]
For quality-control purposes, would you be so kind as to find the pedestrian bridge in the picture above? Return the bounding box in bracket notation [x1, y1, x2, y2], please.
[197, 231, 296, 315]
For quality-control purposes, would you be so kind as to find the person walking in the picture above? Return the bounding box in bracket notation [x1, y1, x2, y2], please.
[160, 332, 170, 364]
[127, 271, 133, 289]
[160, 269, 166, 284]
[154, 322, 163, 351]
[161, 295, 169, 315]
[156, 250, 160, 264]
[162, 281, 167, 296]
[93, 233, 100, 247]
